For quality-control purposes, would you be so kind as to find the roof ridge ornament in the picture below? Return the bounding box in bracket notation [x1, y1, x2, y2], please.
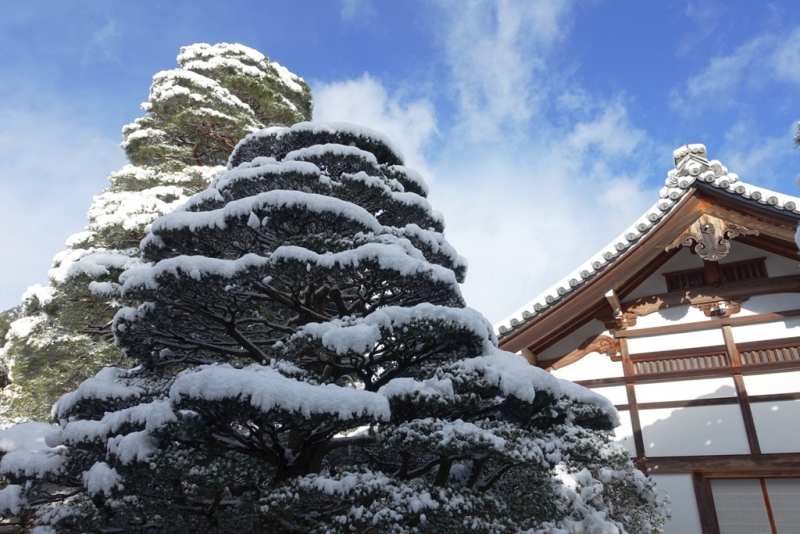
[663, 144, 737, 198]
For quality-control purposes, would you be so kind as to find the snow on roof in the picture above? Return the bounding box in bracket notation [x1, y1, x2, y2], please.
[495, 144, 800, 338]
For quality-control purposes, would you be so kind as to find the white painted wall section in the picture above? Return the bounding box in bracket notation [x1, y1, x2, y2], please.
[744, 370, 800, 396]
[751, 400, 800, 454]
[635, 377, 736, 403]
[623, 248, 702, 302]
[651, 474, 702, 534]
[627, 328, 725, 354]
[731, 317, 800, 343]
[588, 385, 628, 405]
[740, 293, 800, 316]
[630, 304, 709, 329]
[640, 405, 750, 456]
[537, 320, 608, 362]
[549, 352, 624, 381]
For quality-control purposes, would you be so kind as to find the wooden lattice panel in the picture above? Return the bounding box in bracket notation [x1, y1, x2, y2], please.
[664, 267, 707, 292]
[720, 258, 767, 283]
[740, 344, 800, 365]
[633, 352, 730, 375]
[662, 257, 768, 292]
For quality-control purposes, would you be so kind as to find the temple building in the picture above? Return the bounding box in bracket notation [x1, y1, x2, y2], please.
[496, 144, 800, 534]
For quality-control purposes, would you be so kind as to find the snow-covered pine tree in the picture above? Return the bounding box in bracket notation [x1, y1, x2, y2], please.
[0, 43, 312, 424]
[0, 123, 666, 533]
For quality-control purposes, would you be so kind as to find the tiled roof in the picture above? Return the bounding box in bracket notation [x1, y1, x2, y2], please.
[495, 143, 800, 337]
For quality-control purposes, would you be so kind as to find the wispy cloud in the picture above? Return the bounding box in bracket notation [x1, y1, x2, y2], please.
[340, 0, 375, 23]
[313, 1, 662, 323]
[82, 18, 123, 65]
[0, 102, 126, 310]
[670, 25, 800, 112]
[431, 98, 654, 322]
[313, 74, 437, 178]
[435, 0, 574, 141]
[716, 119, 798, 190]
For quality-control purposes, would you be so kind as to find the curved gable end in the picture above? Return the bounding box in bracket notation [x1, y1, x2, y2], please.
[495, 144, 800, 534]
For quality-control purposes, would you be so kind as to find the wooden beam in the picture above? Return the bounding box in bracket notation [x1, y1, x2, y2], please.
[626, 383, 645, 458]
[520, 348, 537, 366]
[614, 391, 800, 412]
[622, 274, 800, 318]
[734, 374, 761, 454]
[574, 358, 800, 386]
[616, 308, 800, 339]
[646, 452, 800, 475]
[605, 289, 622, 317]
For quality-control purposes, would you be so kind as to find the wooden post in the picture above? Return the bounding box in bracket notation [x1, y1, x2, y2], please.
[692, 472, 720, 534]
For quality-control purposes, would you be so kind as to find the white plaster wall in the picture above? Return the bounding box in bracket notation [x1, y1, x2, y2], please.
[537, 320, 609, 362]
[744, 370, 800, 396]
[626, 328, 725, 354]
[635, 377, 736, 403]
[589, 385, 628, 405]
[630, 304, 709, 329]
[717, 241, 799, 277]
[651, 474, 702, 534]
[549, 352, 624, 382]
[639, 405, 750, 456]
[613, 410, 636, 456]
[624, 248, 702, 302]
[739, 293, 800, 316]
[730, 316, 800, 343]
[751, 399, 800, 454]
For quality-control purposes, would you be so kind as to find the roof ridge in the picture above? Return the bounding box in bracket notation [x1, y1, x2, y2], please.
[495, 143, 800, 337]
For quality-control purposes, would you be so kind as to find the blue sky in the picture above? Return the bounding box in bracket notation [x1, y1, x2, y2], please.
[1, 0, 799, 323]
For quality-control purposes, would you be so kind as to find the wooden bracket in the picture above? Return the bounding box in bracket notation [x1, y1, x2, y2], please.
[598, 289, 638, 330]
[666, 214, 758, 261]
[547, 334, 621, 371]
[692, 299, 745, 318]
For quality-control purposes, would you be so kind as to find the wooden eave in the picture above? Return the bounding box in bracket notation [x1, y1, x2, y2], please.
[497, 184, 800, 357]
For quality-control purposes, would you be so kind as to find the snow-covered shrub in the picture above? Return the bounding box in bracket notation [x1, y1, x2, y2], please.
[1, 123, 666, 532]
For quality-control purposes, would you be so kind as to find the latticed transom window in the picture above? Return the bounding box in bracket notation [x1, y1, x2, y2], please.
[663, 258, 768, 292]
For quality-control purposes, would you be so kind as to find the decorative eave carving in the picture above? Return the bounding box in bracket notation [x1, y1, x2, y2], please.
[665, 214, 759, 261]
[546, 334, 621, 371]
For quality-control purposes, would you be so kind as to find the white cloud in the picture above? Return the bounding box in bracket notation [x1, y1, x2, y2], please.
[435, 0, 574, 141]
[0, 104, 126, 311]
[565, 101, 646, 156]
[771, 26, 800, 84]
[716, 120, 798, 191]
[430, 102, 655, 323]
[310, 3, 662, 325]
[312, 74, 438, 178]
[671, 25, 800, 111]
[340, 0, 375, 22]
[82, 18, 122, 65]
